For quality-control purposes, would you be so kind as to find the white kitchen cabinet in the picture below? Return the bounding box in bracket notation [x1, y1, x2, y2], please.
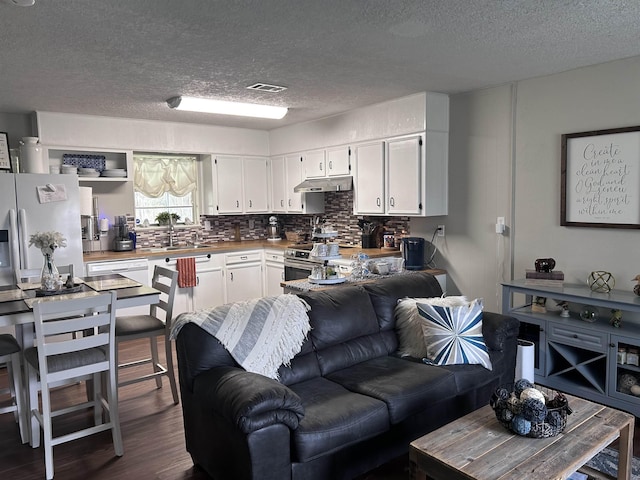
[264, 249, 285, 296]
[215, 156, 243, 214]
[149, 253, 225, 316]
[242, 156, 269, 213]
[326, 146, 351, 176]
[192, 264, 225, 311]
[386, 136, 423, 215]
[225, 250, 263, 303]
[303, 150, 326, 178]
[270, 155, 324, 214]
[203, 155, 269, 215]
[353, 141, 386, 215]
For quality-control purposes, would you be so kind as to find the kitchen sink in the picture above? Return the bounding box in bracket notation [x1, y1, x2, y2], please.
[144, 244, 217, 253]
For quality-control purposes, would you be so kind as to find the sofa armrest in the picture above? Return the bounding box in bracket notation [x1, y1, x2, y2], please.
[193, 366, 305, 434]
[482, 311, 520, 351]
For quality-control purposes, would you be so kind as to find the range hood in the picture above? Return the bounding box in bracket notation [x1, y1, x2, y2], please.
[294, 176, 353, 193]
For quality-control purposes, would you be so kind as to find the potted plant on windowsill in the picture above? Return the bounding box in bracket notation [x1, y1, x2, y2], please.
[155, 212, 180, 226]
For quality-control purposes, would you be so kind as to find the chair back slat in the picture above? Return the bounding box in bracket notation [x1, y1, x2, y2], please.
[37, 309, 111, 337]
[148, 266, 177, 328]
[43, 332, 110, 357]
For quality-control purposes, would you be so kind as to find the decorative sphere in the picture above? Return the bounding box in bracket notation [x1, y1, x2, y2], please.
[580, 305, 599, 323]
[631, 385, 640, 396]
[546, 410, 564, 428]
[521, 398, 548, 423]
[511, 415, 532, 435]
[499, 408, 514, 423]
[618, 373, 637, 393]
[507, 395, 522, 414]
[588, 271, 615, 292]
[514, 379, 533, 396]
[520, 387, 545, 403]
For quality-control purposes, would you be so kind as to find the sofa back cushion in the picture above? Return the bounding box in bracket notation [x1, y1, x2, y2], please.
[277, 337, 322, 386]
[363, 272, 444, 331]
[298, 286, 389, 375]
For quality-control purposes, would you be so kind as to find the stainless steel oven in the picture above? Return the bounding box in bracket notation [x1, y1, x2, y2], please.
[283, 247, 326, 281]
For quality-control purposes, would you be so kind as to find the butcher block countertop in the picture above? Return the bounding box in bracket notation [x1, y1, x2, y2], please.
[82, 240, 401, 263]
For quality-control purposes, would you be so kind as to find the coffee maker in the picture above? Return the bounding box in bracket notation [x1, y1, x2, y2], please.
[267, 216, 282, 241]
[401, 237, 425, 270]
[113, 216, 134, 251]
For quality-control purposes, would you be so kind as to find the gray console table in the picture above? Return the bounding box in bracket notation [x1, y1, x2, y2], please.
[502, 280, 640, 417]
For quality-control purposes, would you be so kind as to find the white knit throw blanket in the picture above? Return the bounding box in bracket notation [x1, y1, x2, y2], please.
[170, 294, 311, 379]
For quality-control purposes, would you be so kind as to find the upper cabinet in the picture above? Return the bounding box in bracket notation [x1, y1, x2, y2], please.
[202, 155, 269, 215]
[302, 147, 351, 179]
[353, 142, 385, 215]
[270, 155, 324, 214]
[45, 147, 133, 183]
[386, 136, 423, 216]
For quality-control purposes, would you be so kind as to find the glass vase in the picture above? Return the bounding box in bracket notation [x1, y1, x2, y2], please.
[41, 252, 59, 291]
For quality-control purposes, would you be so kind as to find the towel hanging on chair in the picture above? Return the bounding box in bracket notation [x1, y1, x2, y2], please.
[176, 257, 197, 288]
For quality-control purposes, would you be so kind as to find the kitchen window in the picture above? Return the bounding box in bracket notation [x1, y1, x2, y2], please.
[133, 153, 198, 225]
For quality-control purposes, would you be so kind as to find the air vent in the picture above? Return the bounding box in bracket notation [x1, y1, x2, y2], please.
[246, 83, 288, 93]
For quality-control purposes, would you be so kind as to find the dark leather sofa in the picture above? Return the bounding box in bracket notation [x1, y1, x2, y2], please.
[175, 272, 519, 480]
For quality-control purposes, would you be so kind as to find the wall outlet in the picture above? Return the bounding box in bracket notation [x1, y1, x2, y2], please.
[204, 220, 212, 231]
[495, 217, 505, 234]
[248, 219, 255, 229]
[437, 225, 445, 237]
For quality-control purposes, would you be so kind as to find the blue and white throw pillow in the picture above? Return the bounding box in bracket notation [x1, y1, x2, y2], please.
[416, 298, 492, 371]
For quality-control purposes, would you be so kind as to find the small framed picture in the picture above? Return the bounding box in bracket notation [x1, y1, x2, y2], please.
[0, 132, 11, 172]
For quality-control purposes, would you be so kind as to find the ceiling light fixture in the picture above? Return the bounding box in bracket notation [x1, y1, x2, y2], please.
[166, 96, 288, 119]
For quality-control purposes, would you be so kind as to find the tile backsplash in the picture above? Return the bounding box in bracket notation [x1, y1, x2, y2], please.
[132, 190, 410, 248]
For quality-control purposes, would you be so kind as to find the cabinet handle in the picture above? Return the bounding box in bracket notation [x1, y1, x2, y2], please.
[328, 160, 333, 170]
[249, 200, 252, 208]
[376, 197, 381, 206]
[280, 199, 284, 207]
[196, 275, 200, 286]
[230, 272, 234, 281]
[319, 162, 323, 171]
[236, 200, 239, 208]
[288, 199, 292, 207]
[389, 197, 395, 207]
[240, 255, 248, 260]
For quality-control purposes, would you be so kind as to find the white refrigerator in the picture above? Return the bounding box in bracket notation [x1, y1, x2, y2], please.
[0, 173, 84, 286]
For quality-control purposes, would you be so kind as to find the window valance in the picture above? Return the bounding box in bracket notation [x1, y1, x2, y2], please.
[134, 155, 197, 198]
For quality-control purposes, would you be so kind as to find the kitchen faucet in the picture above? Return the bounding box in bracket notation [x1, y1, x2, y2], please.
[168, 214, 175, 247]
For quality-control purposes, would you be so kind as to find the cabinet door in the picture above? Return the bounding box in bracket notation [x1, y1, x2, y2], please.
[243, 157, 269, 213]
[303, 150, 326, 178]
[386, 136, 422, 215]
[193, 267, 225, 310]
[353, 142, 385, 215]
[215, 156, 243, 214]
[326, 146, 350, 176]
[148, 258, 192, 316]
[270, 156, 287, 213]
[226, 263, 263, 303]
[285, 154, 304, 213]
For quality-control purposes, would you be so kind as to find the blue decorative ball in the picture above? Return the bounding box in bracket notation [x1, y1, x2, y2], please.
[514, 379, 534, 396]
[511, 415, 531, 435]
[546, 410, 563, 428]
[521, 398, 547, 423]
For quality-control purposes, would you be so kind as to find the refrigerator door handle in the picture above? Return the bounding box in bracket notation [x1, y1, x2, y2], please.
[9, 209, 20, 281]
[18, 208, 30, 269]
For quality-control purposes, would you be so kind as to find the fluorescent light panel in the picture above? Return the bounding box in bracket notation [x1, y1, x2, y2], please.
[167, 96, 287, 119]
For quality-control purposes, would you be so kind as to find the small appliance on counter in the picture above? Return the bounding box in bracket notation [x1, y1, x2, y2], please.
[267, 216, 281, 241]
[113, 215, 134, 251]
[401, 237, 425, 270]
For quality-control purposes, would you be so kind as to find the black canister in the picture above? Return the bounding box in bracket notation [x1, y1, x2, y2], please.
[401, 237, 425, 270]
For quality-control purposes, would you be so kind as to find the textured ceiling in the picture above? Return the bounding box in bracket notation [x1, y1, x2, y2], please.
[1, 0, 640, 130]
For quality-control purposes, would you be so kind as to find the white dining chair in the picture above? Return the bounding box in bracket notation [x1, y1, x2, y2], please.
[114, 265, 179, 404]
[25, 291, 123, 480]
[0, 333, 28, 444]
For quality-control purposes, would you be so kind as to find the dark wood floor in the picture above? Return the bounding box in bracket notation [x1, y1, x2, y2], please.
[1, 338, 640, 479]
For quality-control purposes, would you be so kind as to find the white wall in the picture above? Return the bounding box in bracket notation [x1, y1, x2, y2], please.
[513, 56, 640, 287]
[0, 112, 33, 151]
[411, 84, 514, 311]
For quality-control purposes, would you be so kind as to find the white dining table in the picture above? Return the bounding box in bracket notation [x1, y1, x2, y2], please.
[0, 274, 160, 444]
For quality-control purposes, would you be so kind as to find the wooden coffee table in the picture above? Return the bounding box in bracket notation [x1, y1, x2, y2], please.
[409, 392, 634, 480]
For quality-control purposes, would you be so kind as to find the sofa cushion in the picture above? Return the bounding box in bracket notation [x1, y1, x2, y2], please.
[288, 377, 390, 462]
[363, 272, 443, 332]
[326, 356, 457, 424]
[277, 338, 321, 386]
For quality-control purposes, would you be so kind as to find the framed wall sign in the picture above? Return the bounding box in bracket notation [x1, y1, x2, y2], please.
[0, 132, 11, 172]
[561, 125, 640, 228]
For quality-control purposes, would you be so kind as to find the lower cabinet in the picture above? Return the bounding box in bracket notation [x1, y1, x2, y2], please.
[225, 250, 264, 303]
[264, 249, 285, 296]
[149, 253, 225, 317]
[502, 280, 640, 417]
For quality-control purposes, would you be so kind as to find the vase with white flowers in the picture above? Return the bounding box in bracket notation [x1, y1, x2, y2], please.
[29, 231, 67, 291]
